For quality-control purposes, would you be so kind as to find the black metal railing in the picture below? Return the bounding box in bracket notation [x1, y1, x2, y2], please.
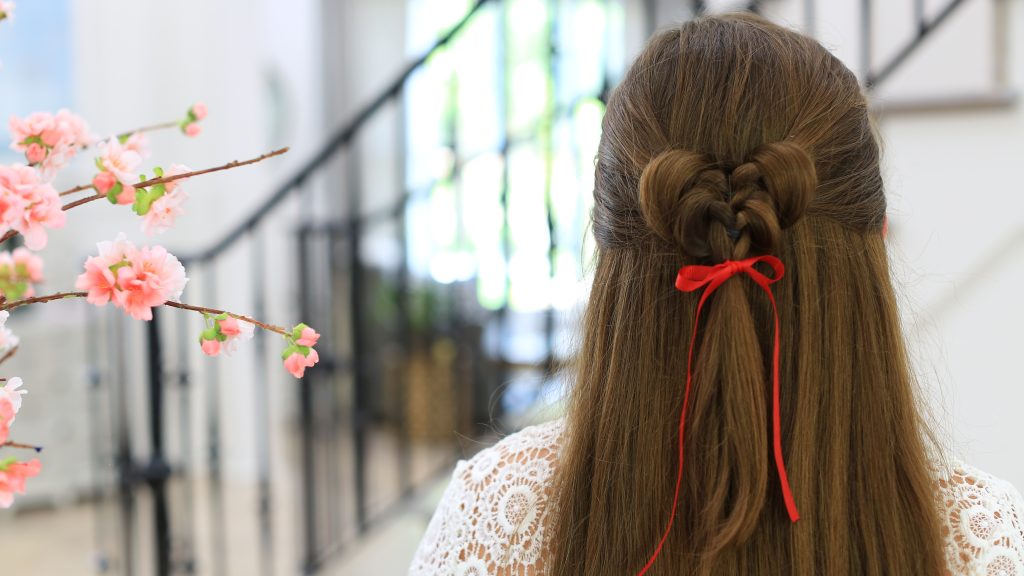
[85, 0, 973, 574]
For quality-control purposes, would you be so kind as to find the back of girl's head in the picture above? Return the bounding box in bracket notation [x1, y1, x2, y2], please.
[552, 14, 946, 576]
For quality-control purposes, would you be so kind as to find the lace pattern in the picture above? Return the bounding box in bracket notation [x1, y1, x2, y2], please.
[409, 419, 1024, 575]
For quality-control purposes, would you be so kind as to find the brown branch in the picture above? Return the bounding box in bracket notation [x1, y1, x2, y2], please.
[0, 291, 289, 336]
[59, 184, 96, 197]
[0, 291, 87, 312]
[114, 120, 180, 141]
[0, 147, 290, 246]
[1, 441, 43, 452]
[77, 120, 183, 152]
[162, 301, 289, 336]
[0, 345, 17, 366]
[61, 146, 289, 211]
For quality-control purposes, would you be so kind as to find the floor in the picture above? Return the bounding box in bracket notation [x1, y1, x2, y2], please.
[0, 471, 451, 575]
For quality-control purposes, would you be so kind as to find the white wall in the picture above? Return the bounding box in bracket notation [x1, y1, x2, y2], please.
[5, 0, 326, 503]
[878, 0, 1024, 487]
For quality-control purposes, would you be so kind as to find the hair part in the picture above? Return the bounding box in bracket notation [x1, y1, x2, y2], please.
[550, 14, 946, 576]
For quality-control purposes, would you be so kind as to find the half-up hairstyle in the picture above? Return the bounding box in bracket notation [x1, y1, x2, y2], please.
[551, 13, 946, 576]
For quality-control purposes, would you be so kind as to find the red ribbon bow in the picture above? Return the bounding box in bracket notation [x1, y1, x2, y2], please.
[637, 254, 799, 575]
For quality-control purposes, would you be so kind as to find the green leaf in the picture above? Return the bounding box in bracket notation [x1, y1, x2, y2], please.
[150, 183, 166, 202]
[117, 133, 131, 144]
[153, 166, 164, 178]
[133, 189, 155, 216]
[291, 323, 309, 339]
[109, 261, 130, 275]
[106, 181, 122, 205]
[94, 157, 105, 171]
[201, 327, 219, 341]
[0, 457, 15, 471]
[280, 344, 300, 360]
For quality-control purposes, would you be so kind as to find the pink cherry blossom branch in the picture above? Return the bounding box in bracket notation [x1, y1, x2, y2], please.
[162, 301, 289, 336]
[0, 147, 290, 245]
[113, 120, 180, 141]
[0, 291, 86, 312]
[71, 120, 184, 154]
[58, 183, 94, 197]
[0, 345, 17, 366]
[2, 441, 42, 452]
[60, 146, 289, 201]
[0, 291, 289, 336]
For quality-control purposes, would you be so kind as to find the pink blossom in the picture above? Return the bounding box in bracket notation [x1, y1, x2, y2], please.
[8, 113, 53, 149]
[110, 245, 187, 321]
[191, 103, 208, 121]
[0, 1, 15, 22]
[283, 350, 319, 379]
[12, 248, 42, 284]
[0, 398, 13, 445]
[75, 235, 136, 306]
[162, 164, 190, 194]
[201, 339, 221, 356]
[93, 171, 116, 194]
[184, 123, 202, 137]
[221, 318, 253, 355]
[0, 186, 24, 230]
[296, 326, 320, 347]
[0, 376, 25, 416]
[16, 185, 65, 251]
[98, 138, 142, 185]
[0, 164, 65, 250]
[25, 143, 45, 165]
[0, 311, 17, 354]
[122, 132, 149, 158]
[52, 109, 91, 148]
[9, 109, 90, 176]
[219, 317, 241, 336]
[0, 248, 43, 299]
[116, 183, 136, 206]
[142, 189, 187, 235]
[0, 459, 42, 508]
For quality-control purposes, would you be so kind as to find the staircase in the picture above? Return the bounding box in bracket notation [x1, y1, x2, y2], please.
[84, 0, 990, 574]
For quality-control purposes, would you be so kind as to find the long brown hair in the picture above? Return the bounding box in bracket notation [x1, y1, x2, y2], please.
[550, 14, 947, 575]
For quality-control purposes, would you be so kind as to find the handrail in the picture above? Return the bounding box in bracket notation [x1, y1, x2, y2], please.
[865, 0, 969, 89]
[189, 0, 493, 264]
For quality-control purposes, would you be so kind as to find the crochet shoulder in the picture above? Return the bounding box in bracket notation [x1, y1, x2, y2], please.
[410, 420, 1024, 575]
[933, 460, 1024, 574]
[408, 419, 565, 576]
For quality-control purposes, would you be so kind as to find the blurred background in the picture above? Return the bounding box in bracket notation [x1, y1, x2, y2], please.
[0, 0, 1020, 574]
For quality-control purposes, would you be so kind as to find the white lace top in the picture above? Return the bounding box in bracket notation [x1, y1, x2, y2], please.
[409, 419, 1024, 576]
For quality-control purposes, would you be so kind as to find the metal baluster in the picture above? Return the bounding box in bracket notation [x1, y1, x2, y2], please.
[394, 90, 412, 498]
[250, 230, 275, 576]
[85, 306, 111, 573]
[861, 0, 873, 86]
[202, 265, 227, 576]
[111, 312, 135, 575]
[145, 310, 171, 576]
[175, 282, 196, 573]
[324, 225, 342, 550]
[544, 0, 558, 380]
[347, 141, 370, 535]
[495, 0, 512, 429]
[297, 226, 319, 573]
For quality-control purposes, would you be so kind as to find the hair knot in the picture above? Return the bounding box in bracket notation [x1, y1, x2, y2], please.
[637, 141, 816, 260]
